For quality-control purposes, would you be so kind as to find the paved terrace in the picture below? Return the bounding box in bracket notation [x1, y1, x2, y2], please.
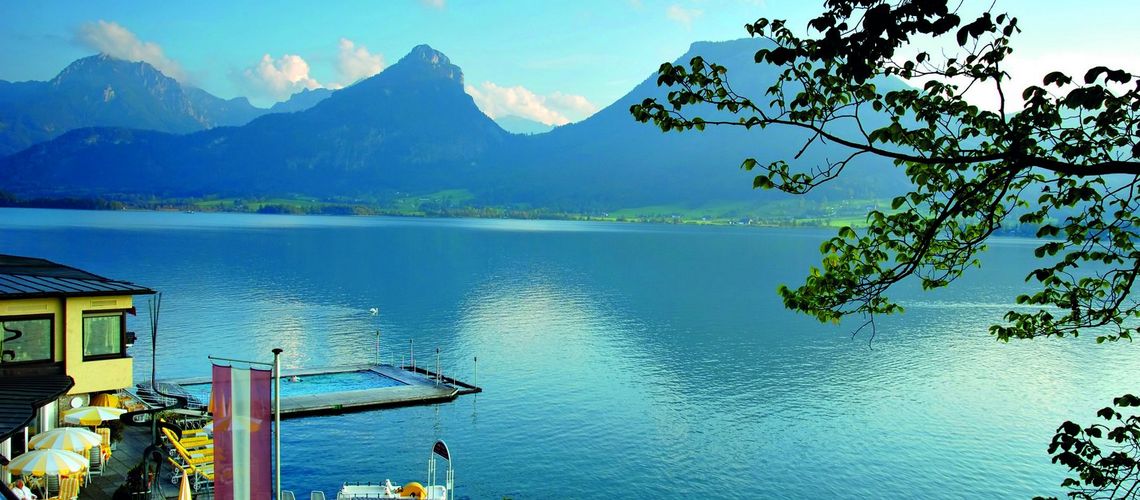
[84, 424, 210, 499]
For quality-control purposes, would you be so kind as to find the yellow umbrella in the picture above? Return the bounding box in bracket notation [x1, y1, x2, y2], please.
[7, 449, 88, 476]
[90, 393, 120, 408]
[178, 470, 193, 500]
[29, 427, 101, 453]
[63, 405, 126, 426]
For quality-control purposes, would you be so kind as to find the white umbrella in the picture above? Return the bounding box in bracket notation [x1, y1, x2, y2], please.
[29, 427, 102, 453]
[7, 449, 88, 476]
[63, 405, 125, 426]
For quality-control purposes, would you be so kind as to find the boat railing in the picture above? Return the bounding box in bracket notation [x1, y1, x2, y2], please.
[337, 482, 399, 500]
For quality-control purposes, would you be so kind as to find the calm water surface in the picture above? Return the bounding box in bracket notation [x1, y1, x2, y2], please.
[3, 208, 1138, 498]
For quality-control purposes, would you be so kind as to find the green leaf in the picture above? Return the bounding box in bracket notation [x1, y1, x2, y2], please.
[1084, 66, 1109, 84]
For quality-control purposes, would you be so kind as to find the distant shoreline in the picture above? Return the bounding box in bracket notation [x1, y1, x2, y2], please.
[0, 199, 818, 228]
[0, 198, 1044, 236]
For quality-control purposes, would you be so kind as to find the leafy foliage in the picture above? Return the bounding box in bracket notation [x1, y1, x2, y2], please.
[630, 0, 1140, 343]
[1035, 394, 1140, 499]
[630, 0, 1140, 495]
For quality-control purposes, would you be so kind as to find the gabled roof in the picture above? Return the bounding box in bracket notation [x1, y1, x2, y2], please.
[0, 254, 155, 299]
[0, 374, 73, 442]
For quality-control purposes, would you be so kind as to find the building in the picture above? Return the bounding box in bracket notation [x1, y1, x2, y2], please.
[0, 254, 154, 484]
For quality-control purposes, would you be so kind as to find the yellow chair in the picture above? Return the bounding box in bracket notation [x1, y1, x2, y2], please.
[162, 427, 214, 465]
[97, 427, 112, 460]
[161, 426, 213, 449]
[181, 427, 211, 439]
[165, 442, 215, 491]
[47, 477, 79, 500]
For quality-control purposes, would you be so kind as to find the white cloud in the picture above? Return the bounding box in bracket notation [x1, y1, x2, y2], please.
[241, 53, 322, 101]
[666, 5, 703, 29]
[75, 20, 187, 81]
[465, 82, 599, 125]
[420, 0, 445, 8]
[337, 38, 384, 85]
[546, 92, 600, 119]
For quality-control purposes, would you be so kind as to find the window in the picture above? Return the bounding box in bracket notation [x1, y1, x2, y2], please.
[83, 312, 125, 359]
[0, 316, 53, 363]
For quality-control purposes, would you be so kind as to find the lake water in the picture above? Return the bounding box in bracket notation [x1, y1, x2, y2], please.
[3, 207, 1138, 498]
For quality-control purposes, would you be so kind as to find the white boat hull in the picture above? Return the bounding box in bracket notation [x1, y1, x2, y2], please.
[337, 482, 448, 499]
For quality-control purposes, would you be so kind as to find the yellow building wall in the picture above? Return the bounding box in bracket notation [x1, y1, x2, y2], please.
[1, 295, 136, 395]
[63, 296, 135, 395]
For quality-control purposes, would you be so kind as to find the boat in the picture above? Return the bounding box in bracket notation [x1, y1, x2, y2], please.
[336, 440, 454, 499]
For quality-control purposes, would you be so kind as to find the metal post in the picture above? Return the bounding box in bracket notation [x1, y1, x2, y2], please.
[272, 348, 283, 500]
[371, 307, 380, 366]
[435, 348, 441, 385]
[410, 339, 415, 371]
[474, 356, 478, 390]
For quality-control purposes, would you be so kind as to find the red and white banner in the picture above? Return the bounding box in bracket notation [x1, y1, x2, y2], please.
[212, 364, 272, 500]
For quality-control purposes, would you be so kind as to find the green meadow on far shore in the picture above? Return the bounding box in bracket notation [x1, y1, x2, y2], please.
[0, 190, 1044, 236]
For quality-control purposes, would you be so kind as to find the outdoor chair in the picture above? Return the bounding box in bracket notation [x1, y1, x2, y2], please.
[88, 445, 105, 480]
[97, 427, 112, 458]
[165, 454, 214, 492]
[161, 418, 213, 446]
[180, 426, 210, 438]
[282, 491, 297, 500]
[311, 491, 326, 500]
[162, 427, 214, 465]
[47, 477, 78, 500]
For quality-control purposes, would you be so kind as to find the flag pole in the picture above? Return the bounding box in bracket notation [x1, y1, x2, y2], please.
[272, 347, 283, 500]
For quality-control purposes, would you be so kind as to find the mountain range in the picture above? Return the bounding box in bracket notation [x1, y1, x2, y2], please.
[494, 115, 555, 135]
[0, 40, 909, 213]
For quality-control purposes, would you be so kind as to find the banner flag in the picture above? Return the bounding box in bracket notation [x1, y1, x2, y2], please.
[212, 363, 273, 500]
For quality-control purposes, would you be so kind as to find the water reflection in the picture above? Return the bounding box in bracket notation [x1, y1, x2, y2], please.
[3, 208, 1139, 498]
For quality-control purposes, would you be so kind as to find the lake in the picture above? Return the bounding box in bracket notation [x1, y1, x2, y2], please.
[3, 207, 1137, 498]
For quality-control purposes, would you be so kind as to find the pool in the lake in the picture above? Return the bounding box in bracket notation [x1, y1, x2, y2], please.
[181, 370, 406, 402]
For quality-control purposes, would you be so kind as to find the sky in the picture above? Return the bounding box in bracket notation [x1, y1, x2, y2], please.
[1, 0, 1137, 124]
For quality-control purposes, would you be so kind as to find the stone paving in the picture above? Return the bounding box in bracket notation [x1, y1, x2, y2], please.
[82, 424, 212, 500]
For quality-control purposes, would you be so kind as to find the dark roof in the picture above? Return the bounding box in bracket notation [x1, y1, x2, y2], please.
[0, 254, 155, 299]
[0, 374, 74, 442]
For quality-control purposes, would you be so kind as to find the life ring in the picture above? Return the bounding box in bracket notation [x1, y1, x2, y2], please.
[400, 481, 427, 498]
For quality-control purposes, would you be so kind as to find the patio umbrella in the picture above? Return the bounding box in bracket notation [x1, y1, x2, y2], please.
[178, 470, 193, 500]
[29, 427, 101, 453]
[90, 392, 120, 408]
[6, 449, 88, 476]
[63, 405, 125, 425]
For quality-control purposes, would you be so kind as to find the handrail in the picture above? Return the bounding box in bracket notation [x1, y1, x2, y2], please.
[208, 355, 273, 367]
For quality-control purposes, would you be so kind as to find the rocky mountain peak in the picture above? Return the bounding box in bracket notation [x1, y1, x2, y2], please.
[388, 44, 464, 86]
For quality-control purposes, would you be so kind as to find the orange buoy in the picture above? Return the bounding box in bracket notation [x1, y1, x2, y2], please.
[400, 482, 427, 498]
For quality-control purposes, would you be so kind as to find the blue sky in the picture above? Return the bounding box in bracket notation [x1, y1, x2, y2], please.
[1, 1, 1136, 124]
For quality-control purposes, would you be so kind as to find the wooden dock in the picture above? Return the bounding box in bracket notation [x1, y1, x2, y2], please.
[157, 363, 480, 419]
